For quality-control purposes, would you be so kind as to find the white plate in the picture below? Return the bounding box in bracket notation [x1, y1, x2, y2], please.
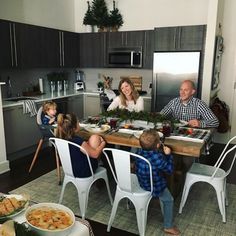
[133, 130, 163, 139]
[84, 124, 110, 134]
[0, 194, 29, 219]
[174, 120, 188, 127]
[79, 123, 88, 128]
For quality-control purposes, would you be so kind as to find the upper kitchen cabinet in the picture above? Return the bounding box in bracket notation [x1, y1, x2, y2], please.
[143, 30, 154, 69]
[79, 32, 106, 68]
[63, 31, 80, 67]
[154, 25, 206, 51]
[0, 19, 80, 69]
[0, 20, 18, 69]
[107, 30, 145, 48]
[16, 24, 60, 68]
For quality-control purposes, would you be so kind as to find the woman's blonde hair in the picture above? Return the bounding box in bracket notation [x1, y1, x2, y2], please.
[42, 101, 57, 113]
[118, 78, 139, 107]
[139, 129, 160, 150]
[56, 113, 77, 140]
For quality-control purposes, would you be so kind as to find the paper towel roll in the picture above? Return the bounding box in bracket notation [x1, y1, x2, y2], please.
[39, 78, 43, 93]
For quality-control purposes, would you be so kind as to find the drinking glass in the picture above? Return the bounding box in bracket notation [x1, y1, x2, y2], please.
[110, 118, 118, 129]
[162, 120, 172, 137]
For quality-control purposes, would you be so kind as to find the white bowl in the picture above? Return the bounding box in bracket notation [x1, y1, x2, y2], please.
[25, 203, 75, 236]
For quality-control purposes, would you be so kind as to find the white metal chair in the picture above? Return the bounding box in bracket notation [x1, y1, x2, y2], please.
[179, 136, 236, 222]
[49, 137, 113, 219]
[29, 106, 61, 184]
[103, 148, 153, 236]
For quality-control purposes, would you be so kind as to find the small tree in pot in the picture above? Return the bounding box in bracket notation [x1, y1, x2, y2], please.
[109, 1, 123, 31]
[83, 1, 96, 31]
[91, 0, 109, 31]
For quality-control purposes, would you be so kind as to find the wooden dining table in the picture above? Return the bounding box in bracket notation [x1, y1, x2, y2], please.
[78, 129, 207, 158]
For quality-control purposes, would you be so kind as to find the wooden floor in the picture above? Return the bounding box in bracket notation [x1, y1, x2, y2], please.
[0, 147, 137, 236]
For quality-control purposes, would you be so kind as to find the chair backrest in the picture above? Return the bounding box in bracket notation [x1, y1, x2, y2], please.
[49, 137, 94, 178]
[103, 148, 153, 193]
[37, 106, 54, 138]
[212, 136, 236, 178]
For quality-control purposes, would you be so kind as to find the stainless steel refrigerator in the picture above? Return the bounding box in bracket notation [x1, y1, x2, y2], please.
[151, 51, 201, 112]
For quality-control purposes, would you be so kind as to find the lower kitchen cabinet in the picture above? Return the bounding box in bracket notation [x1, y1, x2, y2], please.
[3, 106, 41, 160]
[83, 94, 101, 118]
[67, 95, 84, 120]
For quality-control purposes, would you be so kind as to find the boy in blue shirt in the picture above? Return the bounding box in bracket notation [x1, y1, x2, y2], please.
[136, 129, 180, 235]
[42, 101, 57, 125]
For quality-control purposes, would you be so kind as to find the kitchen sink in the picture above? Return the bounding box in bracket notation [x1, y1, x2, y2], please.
[4, 96, 39, 102]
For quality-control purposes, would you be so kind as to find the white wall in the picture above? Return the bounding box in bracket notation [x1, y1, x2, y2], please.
[75, 0, 208, 32]
[0, 0, 76, 31]
[1, 0, 236, 143]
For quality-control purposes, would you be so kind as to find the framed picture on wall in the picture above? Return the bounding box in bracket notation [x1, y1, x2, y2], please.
[211, 36, 224, 90]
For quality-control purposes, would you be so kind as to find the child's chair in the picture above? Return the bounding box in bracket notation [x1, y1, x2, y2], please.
[103, 148, 153, 236]
[28, 106, 61, 184]
[49, 137, 113, 219]
[179, 136, 236, 222]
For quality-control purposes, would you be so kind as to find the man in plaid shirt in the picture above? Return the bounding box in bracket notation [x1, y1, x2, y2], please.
[161, 80, 219, 128]
[136, 129, 180, 235]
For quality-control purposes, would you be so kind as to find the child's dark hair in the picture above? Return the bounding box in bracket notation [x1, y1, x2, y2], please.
[56, 113, 77, 140]
[139, 129, 160, 150]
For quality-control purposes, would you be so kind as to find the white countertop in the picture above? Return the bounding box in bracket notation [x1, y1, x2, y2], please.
[2, 89, 151, 108]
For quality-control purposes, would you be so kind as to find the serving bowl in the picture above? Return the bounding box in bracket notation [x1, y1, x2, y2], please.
[25, 203, 75, 236]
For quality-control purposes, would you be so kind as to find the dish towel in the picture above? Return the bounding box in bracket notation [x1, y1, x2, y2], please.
[22, 100, 38, 117]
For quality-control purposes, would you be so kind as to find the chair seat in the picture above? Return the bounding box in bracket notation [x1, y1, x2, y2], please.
[179, 136, 236, 223]
[188, 163, 226, 179]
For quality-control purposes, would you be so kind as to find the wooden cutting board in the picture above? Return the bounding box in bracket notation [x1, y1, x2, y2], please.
[120, 76, 142, 91]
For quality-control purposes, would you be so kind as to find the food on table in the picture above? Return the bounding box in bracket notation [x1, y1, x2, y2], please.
[0, 220, 15, 236]
[26, 206, 73, 230]
[0, 196, 27, 217]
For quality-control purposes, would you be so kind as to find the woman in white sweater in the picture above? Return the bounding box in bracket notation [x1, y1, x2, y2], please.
[107, 78, 144, 112]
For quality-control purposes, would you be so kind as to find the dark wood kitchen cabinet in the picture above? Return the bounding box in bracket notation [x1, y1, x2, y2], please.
[154, 25, 206, 51]
[63, 31, 80, 67]
[0, 20, 18, 69]
[107, 30, 145, 48]
[143, 30, 154, 69]
[16, 24, 61, 68]
[0, 19, 80, 68]
[3, 106, 41, 160]
[79, 32, 106, 68]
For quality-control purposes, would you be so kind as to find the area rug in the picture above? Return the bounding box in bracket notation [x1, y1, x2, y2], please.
[11, 170, 236, 236]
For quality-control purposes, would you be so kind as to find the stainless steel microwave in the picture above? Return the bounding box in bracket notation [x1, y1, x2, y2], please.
[107, 47, 142, 68]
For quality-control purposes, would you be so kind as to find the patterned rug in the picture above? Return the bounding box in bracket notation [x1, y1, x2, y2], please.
[11, 170, 236, 236]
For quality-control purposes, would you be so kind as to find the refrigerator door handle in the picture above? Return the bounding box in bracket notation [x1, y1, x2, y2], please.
[152, 73, 158, 111]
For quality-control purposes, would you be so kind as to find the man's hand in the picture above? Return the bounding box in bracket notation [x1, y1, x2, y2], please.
[188, 119, 200, 127]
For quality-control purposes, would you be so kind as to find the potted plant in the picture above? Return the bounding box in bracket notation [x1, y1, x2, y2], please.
[83, 1, 96, 32]
[91, 0, 109, 31]
[108, 1, 123, 31]
[97, 81, 104, 91]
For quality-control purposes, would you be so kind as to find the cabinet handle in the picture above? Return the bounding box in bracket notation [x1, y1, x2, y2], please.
[9, 23, 14, 67]
[59, 32, 62, 66]
[13, 23, 18, 67]
[178, 27, 182, 49]
[61, 32, 64, 66]
[174, 28, 177, 49]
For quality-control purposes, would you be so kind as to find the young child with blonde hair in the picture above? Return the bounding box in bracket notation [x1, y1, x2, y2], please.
[42, 101, 57, 125]
[136, 129, 180, 235]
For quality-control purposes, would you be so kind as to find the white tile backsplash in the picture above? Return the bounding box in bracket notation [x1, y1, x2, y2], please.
[0, 68, 153, 98]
